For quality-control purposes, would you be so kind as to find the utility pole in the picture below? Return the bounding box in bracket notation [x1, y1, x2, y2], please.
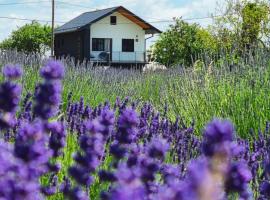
[51, 0, 55, 57]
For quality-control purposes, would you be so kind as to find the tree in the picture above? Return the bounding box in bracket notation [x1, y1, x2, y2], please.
[212, 0, 270, 52]
[152, 19, 217, 67]
[0, 21, 51, 54]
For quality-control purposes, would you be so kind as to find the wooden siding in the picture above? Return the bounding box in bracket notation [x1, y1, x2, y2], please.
[54, 28, 90, 61]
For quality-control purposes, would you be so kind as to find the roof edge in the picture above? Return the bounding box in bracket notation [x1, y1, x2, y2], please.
[55, 6, 162, 34]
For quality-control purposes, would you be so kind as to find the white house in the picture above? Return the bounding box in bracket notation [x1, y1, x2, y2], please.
[54, 6, 161, 66]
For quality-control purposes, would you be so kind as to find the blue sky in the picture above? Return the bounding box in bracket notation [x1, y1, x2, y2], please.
[0, 0, 223, 46]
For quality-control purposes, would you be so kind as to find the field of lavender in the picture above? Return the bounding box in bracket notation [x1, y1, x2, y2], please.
[0, 50, 270, 199]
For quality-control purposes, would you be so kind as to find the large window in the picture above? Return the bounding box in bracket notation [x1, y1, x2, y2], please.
[92, 38, 105, 51]
[122, 39, 134, 52]
[110, 16, 117, 25]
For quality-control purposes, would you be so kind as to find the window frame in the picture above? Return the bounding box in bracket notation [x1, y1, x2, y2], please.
[122, 39, 134, 52]
[92, 38, 105, 51]
[110, 16, 117, 25]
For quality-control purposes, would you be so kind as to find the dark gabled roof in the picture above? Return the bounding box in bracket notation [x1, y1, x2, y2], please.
[55, 6, 162, 34]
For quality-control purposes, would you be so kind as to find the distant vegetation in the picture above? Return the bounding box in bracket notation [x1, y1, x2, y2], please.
[152, 0, 270, 67]
[0, 21, 51, 54]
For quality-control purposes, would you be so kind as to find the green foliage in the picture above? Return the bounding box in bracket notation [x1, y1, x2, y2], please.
[152, 0, 270, 67]
[241, 2, 269, 49]
[152, 19, 217, 67]
[0, 21, 51, 54]
[213, 0, 270, 51]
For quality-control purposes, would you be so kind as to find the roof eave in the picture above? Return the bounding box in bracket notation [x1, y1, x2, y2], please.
[145, 26, 162, 34]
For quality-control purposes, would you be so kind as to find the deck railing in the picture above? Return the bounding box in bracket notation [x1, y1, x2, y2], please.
[91, 51, 146, 63]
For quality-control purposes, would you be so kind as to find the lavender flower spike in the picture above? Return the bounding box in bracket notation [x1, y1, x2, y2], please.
[40, 60, 65, 80]
[3, 64, 22, 80]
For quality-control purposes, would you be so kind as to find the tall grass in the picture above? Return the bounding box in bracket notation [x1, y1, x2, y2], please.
[1, 49, 270, 138]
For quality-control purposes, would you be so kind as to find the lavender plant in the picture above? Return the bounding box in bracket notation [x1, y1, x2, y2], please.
[0, 57, 270, 200]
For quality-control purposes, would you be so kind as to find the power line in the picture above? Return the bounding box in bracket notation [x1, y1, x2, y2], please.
[56, 1, 92, 9]
[0, 16, 64, 23]
[0, 1, 50, 6]
[0, 0, 174, 22]
[0, 0, 219, 22]
[0, 14, 221, 28]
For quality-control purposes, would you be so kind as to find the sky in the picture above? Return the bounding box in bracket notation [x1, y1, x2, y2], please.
[0, 0, 225, 47]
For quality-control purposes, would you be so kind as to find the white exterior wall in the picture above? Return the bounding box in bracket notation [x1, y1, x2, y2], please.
[90, 12, 146, 62]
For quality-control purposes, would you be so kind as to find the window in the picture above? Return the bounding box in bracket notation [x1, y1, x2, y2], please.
[122, 39, 134, 52]
[92, 38, 105, 51]
[110, 16, 117, 25]
[61, 39, 64, 47]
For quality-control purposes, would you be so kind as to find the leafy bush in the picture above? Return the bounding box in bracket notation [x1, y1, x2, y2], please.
[0, 21, 51, 54]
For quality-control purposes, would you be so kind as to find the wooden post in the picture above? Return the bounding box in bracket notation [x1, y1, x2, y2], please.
[51, 0, 55, 57]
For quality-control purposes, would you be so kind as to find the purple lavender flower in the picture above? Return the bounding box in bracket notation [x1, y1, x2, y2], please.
[0, 65, 22, 130]
[3, 64, 22, 79]
[99, 108, 115, 138]
[34, 61, 64, 120]
[0, 82, 22, 113]
[161, 164, 181, 183]
[0, 140, 43, 199]
[63, 186, 89, 200]
[78, 96, 84, 115]
[110, 142, 127, 159]
[202, 119, 235, 157]
[34, 81, 62, 119]
[40, 60, 65, 80]
[69, 166, 93, 186]
[15, 122, 52, 176]
[107, 164, 146, 200]
[225, 162, 252, 198]
[260, 181, 270, 197]
[82, 105, 92, 119]
[108, 183, 146, 200]
[69, 119, 105, 192]
[179, 158, 222, 200]
[99, 170, 117, 182]
[47, 121, 66, 157]
[41, 174, 58, 196]
[147, 137, 169, 160]
[117, 107, 139, 144]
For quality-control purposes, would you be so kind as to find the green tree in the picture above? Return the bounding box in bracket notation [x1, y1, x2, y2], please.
[212, 0, 270, 52]
[152, 19, 217, 67]
[241, 2, 269, 49]
[0, 21, 51, 54]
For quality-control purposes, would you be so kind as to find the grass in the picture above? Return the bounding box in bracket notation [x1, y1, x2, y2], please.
[12, 60, 270, 138]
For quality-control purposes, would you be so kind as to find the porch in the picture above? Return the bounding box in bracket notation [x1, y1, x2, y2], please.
[90, 51, 146, 63]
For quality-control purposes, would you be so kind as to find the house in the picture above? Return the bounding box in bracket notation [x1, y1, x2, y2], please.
[54, 6, 161, 67]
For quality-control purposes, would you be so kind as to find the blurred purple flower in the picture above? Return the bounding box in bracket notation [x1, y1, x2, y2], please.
[225, 162, 252, 198]
[47, 121, 66, 157]
[40, 60, 65, 80]
[147, 137, 169, 160]
[0, 140, 43, 199]
[202, 119, 235, 157]
[117, 107, 139, 144]
[14, 121, 52, 176]
[3, 64, 22, 79]
[0, 82, 22, 113]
